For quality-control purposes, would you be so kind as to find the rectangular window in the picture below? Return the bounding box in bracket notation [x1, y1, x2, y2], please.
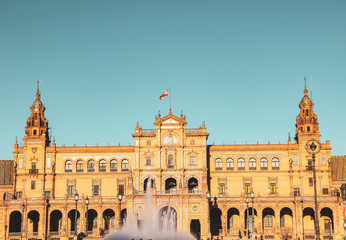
[323, 188, 329, 195]
[265, 216, 273, 227]
[31, 162, 37, 170]
[146, 157, 151, 166]
[219, 183, 226, 195]
[31, 181, 35, 189]
[294, 188, 300, 197]
[16, 191, 22, 199]
[270, 183, 276, 194]
[309, 178, 313, 186]
[44, 191, 51, 199]
[322, 155, 326, 166]
[93, 185, 100, 196]
[68, 185, 75, 197]
[190, 156, 196, 165]
[245, 183, 251, 194]
[118, 184, 124, 196]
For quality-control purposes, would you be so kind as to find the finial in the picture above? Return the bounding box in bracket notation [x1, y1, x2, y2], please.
[158, 110, 161, 118]
[36, 80, 40, 99]
[180, 110, 183, 118]
[169, 107, 172, 114]
[53, 136, 55, 144]
[288, 133, 291, 142]
[304, 77, 308, 96]
[15, 136, 18, 144]
[136, 121, 139, 129]
[202, 121, 205, 128]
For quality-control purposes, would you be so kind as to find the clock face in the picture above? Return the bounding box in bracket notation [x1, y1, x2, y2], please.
[162, 134, 178, 145]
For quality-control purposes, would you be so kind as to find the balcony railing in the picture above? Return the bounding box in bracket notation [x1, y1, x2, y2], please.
[76, 169, 83, 172]
[50, 231, 61, 236]
[9, 232, 21, 236]
[87, 168, 95, 172]
[142, 129, 156, 133]
[186, 128, 199, 133]
[99, 168, 106, 172]
[27, 232, 39, 236]
[29, 169, 38, 174]
[306, 165, 314, 170]
[166, 165, 176, 169]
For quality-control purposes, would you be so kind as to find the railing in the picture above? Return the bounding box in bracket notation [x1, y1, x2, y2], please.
[215, 167, 222, 171]
[142, 129, 156, 133]
[121, 168, 129, 172]
[188, 189, 201, 194]
[27, 232, 39, 236]
[9, 232, 21, 236]
[306, 165, 314, 170]
[227, 167, 234, 170]
[186, 128, 199, 133]
[99, 168, 106, 172]
[87, 168, 95, 172]
[304, 229, 315, 234]
[65, 169, 72, 172]
[228, 228, 240, 234]
[76, 169, 83, 172]
[29, 169, 38, 174]
[110, 168, 117, 172]
[166, 165, 176, 169]
[49, 231, 61, 236]
[261, 167, 268, 170]
[280, 228, 293, 235]
[321, 229, 334, 234]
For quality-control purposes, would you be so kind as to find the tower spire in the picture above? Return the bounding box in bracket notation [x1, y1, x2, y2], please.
[36, 80, 40, 100]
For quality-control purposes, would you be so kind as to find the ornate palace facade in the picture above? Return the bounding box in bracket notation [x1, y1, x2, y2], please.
[0, 84, 345, 240]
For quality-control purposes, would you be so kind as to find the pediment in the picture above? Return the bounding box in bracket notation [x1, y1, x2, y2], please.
[162, 118, 179, 124]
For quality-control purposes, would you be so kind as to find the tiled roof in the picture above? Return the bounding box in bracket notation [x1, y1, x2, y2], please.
[331, 156, 346, 181]
[0, 160, 13, 185]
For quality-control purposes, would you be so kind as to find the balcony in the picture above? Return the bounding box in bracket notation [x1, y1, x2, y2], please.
[99, 168, 106, 172]
[29, 169, 38, 174]
[306, 165, 314, 171]
[166, 165, 176, 169]
[76, 169, 83, 172]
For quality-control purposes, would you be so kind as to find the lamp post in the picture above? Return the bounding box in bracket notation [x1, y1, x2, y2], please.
[5, 224, 7, 240]
[300, 200, 304, 240]
[118, 194, 123, 227]
[246, 197, 249, 238]
[21, 203, 25, 240]
[305, 139, 321, 240]
[207, 192, 211, 239]
[251, 191, 255, 239]
[74, 193, 79, 236]
[340, 184, 346, 240]
[85, 196, 89, 237]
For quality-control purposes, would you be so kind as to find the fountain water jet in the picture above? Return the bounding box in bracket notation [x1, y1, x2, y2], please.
[104, 178, 196, 240]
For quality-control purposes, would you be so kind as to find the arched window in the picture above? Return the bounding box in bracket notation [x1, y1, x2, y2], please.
[76, 160, 83, 172]
[272, 157, 280, 170]
[238, 158, 245, 170]
[65, 160, 72, 172]
[110, 160, 117, 172]
[215, 158, 222, 170]
[87, 160, 95, 172]
[99, 160, 106, 172]
[167, 155, 174, 168]
[226, 158, 234, 170]
[121, 159, 129, 172]
[260, 158, 268, 170]
[249, 158, 256, 170]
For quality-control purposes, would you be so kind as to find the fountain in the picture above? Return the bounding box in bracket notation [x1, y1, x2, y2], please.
[104, 179, 196, 240]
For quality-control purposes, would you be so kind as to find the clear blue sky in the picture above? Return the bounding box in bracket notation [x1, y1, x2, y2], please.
[1, 1, 345, 159]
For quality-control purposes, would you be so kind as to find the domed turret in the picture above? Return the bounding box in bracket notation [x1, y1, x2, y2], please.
[294, 79, 320, 142]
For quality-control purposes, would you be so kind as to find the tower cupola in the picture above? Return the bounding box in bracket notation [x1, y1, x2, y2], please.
[24, 82, 50, 145]
[294, 80, 320, 142]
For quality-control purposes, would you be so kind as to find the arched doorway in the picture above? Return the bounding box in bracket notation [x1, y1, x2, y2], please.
[188, 177, 198, 191]
[86, 209, 98, 233]
[68, 210, 80, 232]
[303, 207, 315, 233]
[50, 210, 62, 234]
[27, 210, 40, 234]
[9, 211, 22, 234]
[144, 178, 154, 192]
[280, 207, 293, 238]
[159, 206, 177, 231]
[165, 178, 177, 192]
[262, 207, 275, 235]
[227, 208, 240, 230]
[103, 209, 115, 230]
[190, 219, 201, 240]
[320, 207, 333, 234]
[210, 208, 222, 236]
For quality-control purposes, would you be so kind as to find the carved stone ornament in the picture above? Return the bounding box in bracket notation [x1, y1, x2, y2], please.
[31, 147, 37, 154]
[162, 134, 178, 145]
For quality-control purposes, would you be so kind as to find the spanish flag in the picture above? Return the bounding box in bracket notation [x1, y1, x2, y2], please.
[159, 90, 168, 100]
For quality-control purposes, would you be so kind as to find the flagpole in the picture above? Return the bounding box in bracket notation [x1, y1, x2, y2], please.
[169, 88, 171, 112]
